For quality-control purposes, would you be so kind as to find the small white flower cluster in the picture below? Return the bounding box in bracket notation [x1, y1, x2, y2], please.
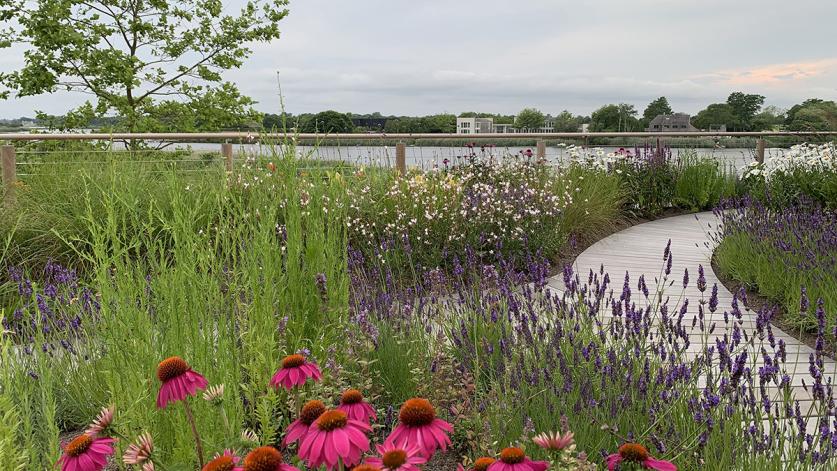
[743, 143, 836, 180]
[565, 145, 630, 171]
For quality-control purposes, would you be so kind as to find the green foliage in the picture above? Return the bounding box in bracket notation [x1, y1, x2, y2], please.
[785, 99, 837, 131]
[590, 104, 639, 132]
[673, 157, 737, 210]
[641, 96, 673, 128]
[514, 108, 546, 131]
[0, 0, 289, 133]
[300, 110, 355, 133]
[726, 92, 765, 130]
[692, 103, 740, 131]
[552, 110, 583, 132]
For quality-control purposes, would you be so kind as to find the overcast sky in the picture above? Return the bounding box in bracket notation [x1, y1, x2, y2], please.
[3, 0, 837, 117]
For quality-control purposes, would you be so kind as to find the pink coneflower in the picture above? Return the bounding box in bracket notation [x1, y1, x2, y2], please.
[239, 446, 299, 471]
[338, 389, 377, 424]
[352, 466, 382, 471]
[123, 432, 154, 465]
[85, 405, 115, 435]
[156, 356, 208, 409]
[283, 399, 326, 446]
[365, 442, 426, 471]
[532, 430, 575, 451]
[606, 443, 676, 471]
[467, 457, 497, 471]
[487, 448, 548, 471]
[298, 409, 370, 469]
[385, 398, 452, 458]
[270, 354, 322, 390]
[202, 449, 240, 471]
[57, 434, 116, 471]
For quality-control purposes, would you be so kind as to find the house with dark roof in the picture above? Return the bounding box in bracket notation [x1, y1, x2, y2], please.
[646, 113, 699, 132]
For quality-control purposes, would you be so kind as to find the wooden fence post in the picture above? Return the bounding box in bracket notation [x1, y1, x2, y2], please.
[395, 142, 406, 175]
[222, 143, 233, 172]
[756, 138, 766, 164]
[536, 139, 546, 160]
[2, 145, 16, 206]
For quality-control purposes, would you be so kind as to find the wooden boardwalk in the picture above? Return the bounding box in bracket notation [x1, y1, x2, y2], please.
[546, 211, 836, 423]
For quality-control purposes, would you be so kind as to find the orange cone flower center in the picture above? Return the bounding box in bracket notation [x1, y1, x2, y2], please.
[300, 400, 327, 425]
[341, 389, 364, 405]
[473, 457, 496, 471]
[203, 455, 235, 471]
[65, 434, 93, 457]
[243, 446, 283, 471]
[618, 443, 650, 462]
[281, 354, 305, 368]
[499, 447, 526, 464]
[157, 356, 190, 382]
[382, 449, 408, 468]
[316, 409, 348, 431]
[399, 398, 435, 426]
[352, 465, 381, 471]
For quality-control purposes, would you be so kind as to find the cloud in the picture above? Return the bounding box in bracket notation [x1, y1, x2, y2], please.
[716, 59, 837, 86]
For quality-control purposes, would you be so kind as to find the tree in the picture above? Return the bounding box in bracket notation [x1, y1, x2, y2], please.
[515, 108, 545, 131]
[552, 110, 581, 132]
[0, 0, 289, 139]
[590, 104, 639, 132]
[301, 111, 354, 133]
[751, 105, 785, 131]
[641, 97, 673, 128]
[785, 100, 837, 131]
[692, 103, 740, 131]
[726, 92, 765, 130]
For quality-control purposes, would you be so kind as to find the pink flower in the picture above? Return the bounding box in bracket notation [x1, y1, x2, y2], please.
[202, 449, 240, 471]
[461, 457, 496, 471]
[298, 409, 371, 469]
[283, 400, 326, 446]
[57, 434, 116, 471]
[606, 443, 677, 471]
[365, 442, 427, 471]
[487, 448, 548, 471]
[123, 432, 154, 465]
[270, 354, 322, 390]
[237, 446, 299, 471]
[532, 430, 575, 451]
[385, 398, 452, 459]
[156, 356, 208, 409]
[85, 405, 115, 436]
[338, 389, 377, 424]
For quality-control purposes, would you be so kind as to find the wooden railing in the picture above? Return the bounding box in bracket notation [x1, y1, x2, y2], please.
[2, 130, 836, 206]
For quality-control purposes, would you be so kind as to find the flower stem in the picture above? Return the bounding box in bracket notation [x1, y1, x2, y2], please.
[183, 400, 205, 468]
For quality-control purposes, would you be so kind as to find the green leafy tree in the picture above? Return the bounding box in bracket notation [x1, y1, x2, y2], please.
[785, 100, 837, 131]
[0, 0, 289, 138]
[751, 105, 785, 131]
[726, 92, 765, 130]
[301, 110, 354, 133]
[590, 104, 638, 132]
[641, 97, 673, 128]
[515, 108, 546, 131]
[552, 110, 581, 132]
[692, 103, 740, 131]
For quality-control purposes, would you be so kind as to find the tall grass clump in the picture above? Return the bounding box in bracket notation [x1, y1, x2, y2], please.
[0, 145, 348, 468]
[673, 156, 737, 210]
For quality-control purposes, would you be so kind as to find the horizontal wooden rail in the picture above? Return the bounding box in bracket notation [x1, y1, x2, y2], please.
[0, 131, 836, 141]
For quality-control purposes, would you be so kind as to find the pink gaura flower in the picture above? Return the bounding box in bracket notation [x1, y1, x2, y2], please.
[156, 356, 208, 409]
[385, 398, 452, 459]
[487, 447, 548, 471]
[532, 430, 575, 451]
[237, 446, 299, 471]
[338, 389, 377, 424]
[270, 354, 322, 390]
[283, 400, 326, 446]
[57, 434, 116, 471]
[298, 409, 370, 470]
[606, 443, 677, 471]
[202, 449, 240, 471]
[365, 442, 427, 471]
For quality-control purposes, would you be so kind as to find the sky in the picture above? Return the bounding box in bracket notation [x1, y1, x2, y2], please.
[3, 0, 837, 118]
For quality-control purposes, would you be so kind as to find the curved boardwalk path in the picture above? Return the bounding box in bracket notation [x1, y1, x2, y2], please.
[546, 211, 836, 424]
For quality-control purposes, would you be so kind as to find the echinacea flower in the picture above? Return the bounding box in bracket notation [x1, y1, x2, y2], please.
[270, 354, 322, 390]
[352, 466, 382, 471]
[241, 428, 260, 444]
[283, 399, 326, 446]
[85, 405, 115, 435]
[338, 389, 377, 424]
[156, 356, 209, 409]
[202, 449, 240, 471]
[365, 442, 426, 471]
[57, 434, 116, 471]
[487, 448, 548, 471]
[385, 398, 452, 458]
[123, 432, 154, 465]
[240, 446, 300, 471]
[532, 430, 575, 451]
[606, 443, 677, 471]
[298, 409, 370, 469]
[459, 458, 498, 471]
[203, 384, 225, 405]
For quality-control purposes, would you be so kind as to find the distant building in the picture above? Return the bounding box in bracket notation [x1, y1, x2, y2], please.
[494, 123, 516, 134]
[456, 117, 494, 134]
[646, 113, 698, 132]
